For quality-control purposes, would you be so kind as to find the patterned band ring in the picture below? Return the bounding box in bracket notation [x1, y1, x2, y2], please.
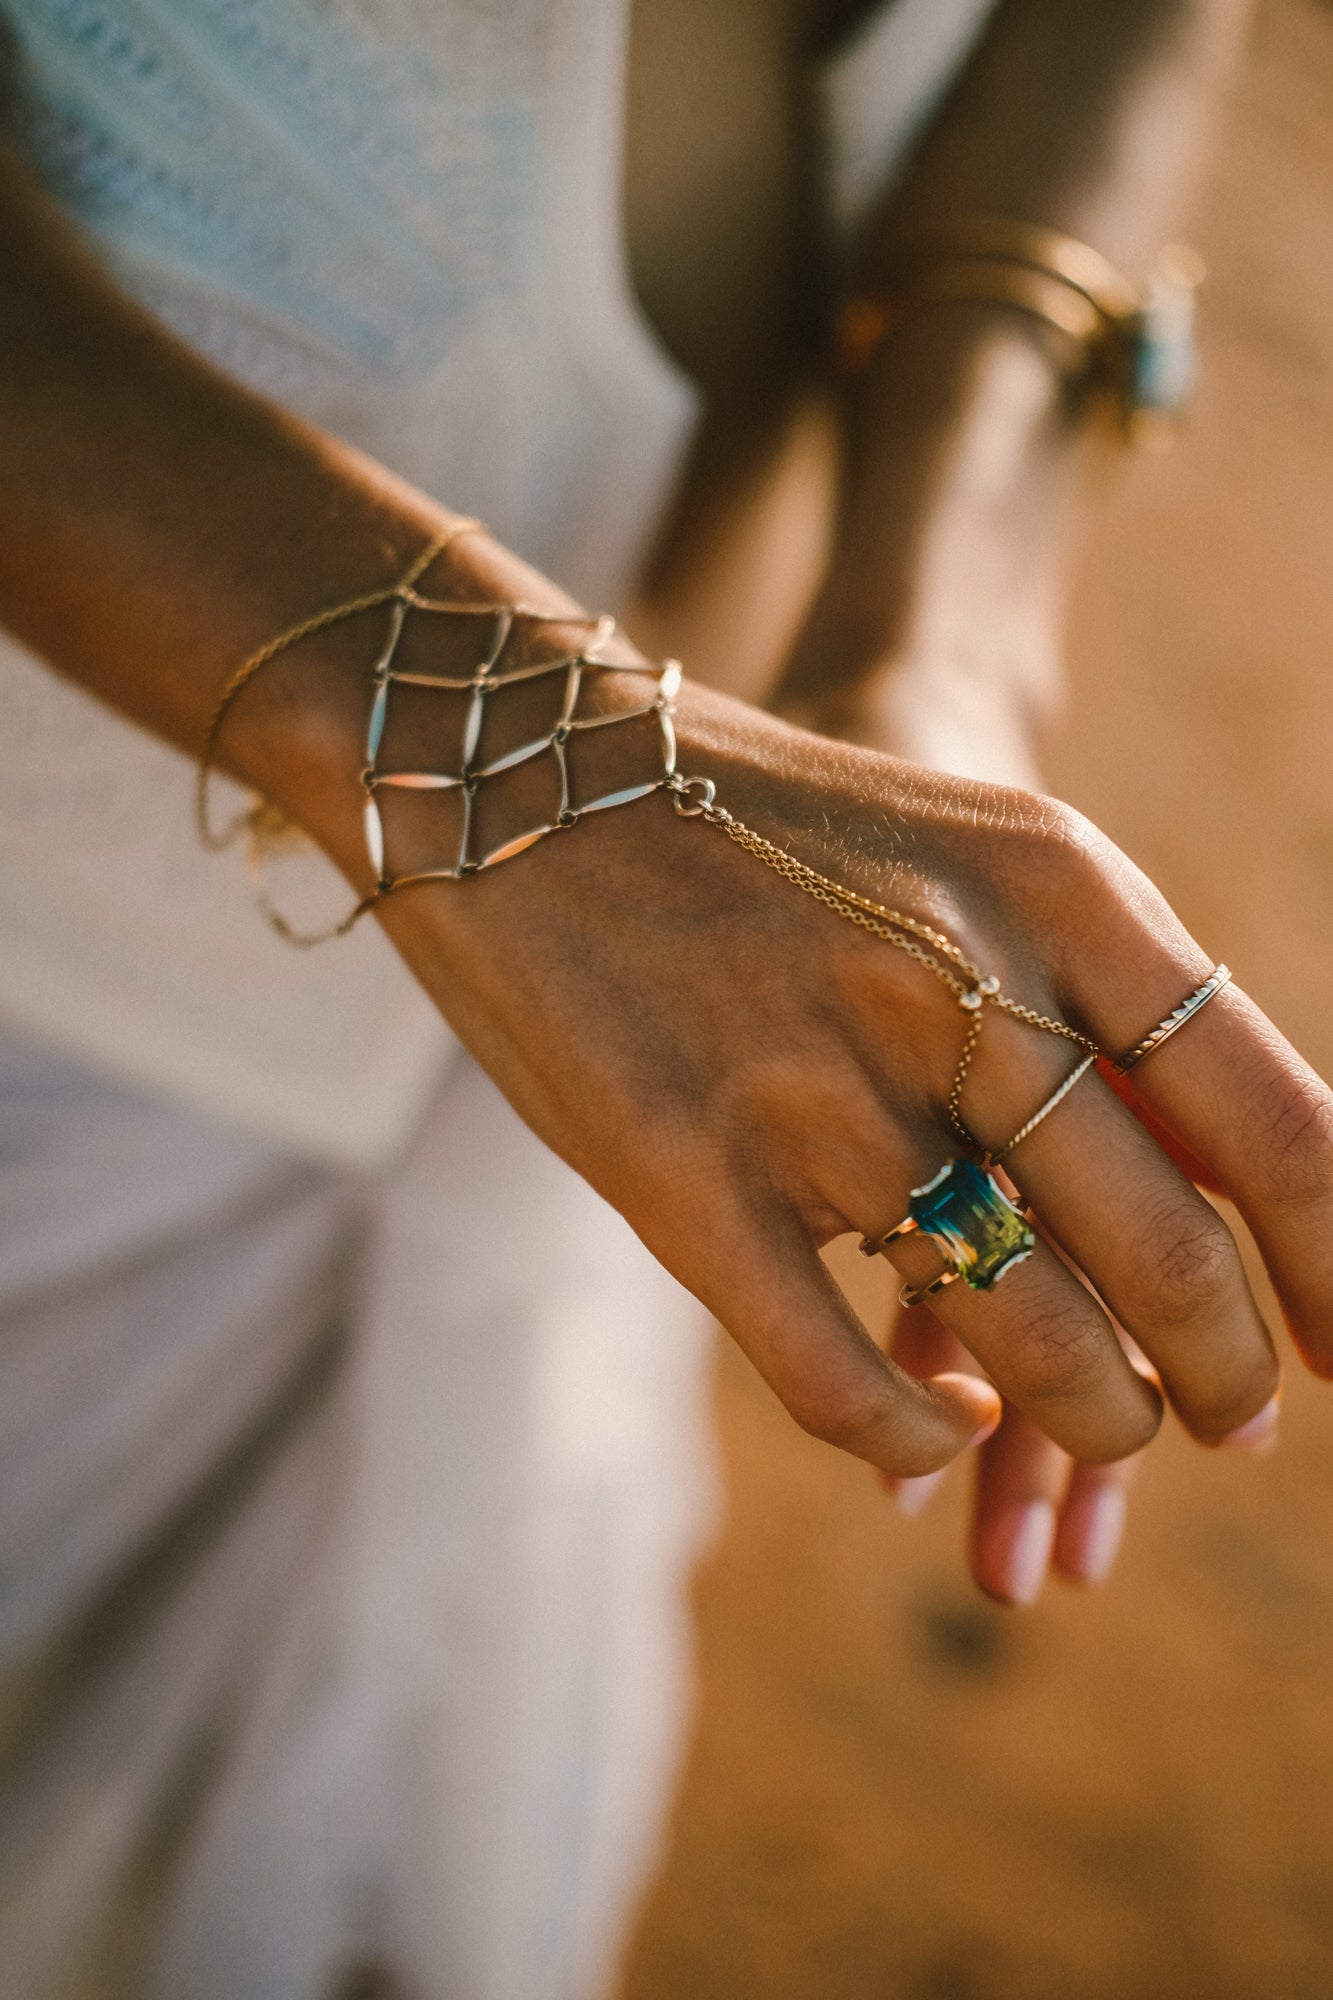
[1116, 965, 1231, 1073]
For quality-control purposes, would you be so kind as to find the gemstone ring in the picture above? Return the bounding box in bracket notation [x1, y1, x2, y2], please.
[859, 1157, 1036, 1310]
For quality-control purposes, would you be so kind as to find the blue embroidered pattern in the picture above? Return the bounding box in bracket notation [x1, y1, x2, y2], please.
[3, 0, 539, 366]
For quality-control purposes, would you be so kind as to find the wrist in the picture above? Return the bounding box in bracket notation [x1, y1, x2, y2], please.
[224, 526, 706, 924]
[777, 307, 1081, 723]
[217, 517, 582, 876]
[840, 303, 1084, 628]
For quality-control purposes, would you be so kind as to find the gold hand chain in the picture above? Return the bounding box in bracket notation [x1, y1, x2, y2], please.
[667, 775, 1099, 1151]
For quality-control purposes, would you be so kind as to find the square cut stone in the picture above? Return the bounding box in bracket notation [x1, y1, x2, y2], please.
[908, 1158, 1035, 1291]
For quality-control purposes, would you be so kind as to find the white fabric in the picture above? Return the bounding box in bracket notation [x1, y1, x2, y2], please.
[822, 0, 1002, 228]
[0, 1028, 717, 2000]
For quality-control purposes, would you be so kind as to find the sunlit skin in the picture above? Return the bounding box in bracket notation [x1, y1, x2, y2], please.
[4, 0, 1318, 1625]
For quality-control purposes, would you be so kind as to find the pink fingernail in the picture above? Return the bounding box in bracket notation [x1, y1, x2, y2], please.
[992, 1500, 1056, 1607]
[896, 1470, 947, 1519]
[1217, 1392, 1280, 1452]
[1060, 1485, 1128, 1586]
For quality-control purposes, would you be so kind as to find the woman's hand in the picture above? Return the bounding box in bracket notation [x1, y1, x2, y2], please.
[755, 317, 1128, 1598]
[2, 134, 1309, 1532]
[781, 637, 1149, 1606]
[773, 604, 1140, 1601]
[268, 546, 1332, 1500]
[766, 430, 1116, 1597]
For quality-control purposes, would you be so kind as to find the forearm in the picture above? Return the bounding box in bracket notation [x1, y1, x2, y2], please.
[0, 142, 586, 877]
[857, 0, 1252, 273]
[779, 0, 1253, 716]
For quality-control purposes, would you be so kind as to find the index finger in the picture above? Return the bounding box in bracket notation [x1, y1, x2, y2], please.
[650, 1179, 1004, 1476]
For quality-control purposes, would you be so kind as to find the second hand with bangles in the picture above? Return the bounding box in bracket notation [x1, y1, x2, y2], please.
[198, 516, 1231, 1314]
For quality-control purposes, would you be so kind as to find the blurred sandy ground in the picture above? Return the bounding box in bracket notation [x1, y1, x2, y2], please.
[621, 4, 1333, 1996]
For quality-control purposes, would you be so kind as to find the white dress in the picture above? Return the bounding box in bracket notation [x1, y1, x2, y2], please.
[0, 3, 999, 1996]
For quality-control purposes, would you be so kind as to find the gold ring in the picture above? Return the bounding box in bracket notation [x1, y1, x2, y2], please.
[898, 1269, 963, 1311]
[991, 1052, 1097, 1165]
[859, 1158, 1035, 1307]
[1116, 965, 1231, 1073]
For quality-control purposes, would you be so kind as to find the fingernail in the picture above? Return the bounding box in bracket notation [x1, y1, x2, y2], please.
[968, 1411, 1002, 1449]
[1216, 1392, 1280, 1452]
[1060, 1485, 1128, 1587]
[895, 1470, 947, 1518]
[990, 1500, 1057, 1607]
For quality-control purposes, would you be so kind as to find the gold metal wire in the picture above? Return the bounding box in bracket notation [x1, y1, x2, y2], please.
[197, 520, 683, 946]
[672, 781, 1100, 1156]
[196, 536, 1103, 1140]
[196, 518, 485, 852]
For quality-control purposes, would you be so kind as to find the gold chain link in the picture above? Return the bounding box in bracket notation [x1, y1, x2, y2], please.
[681, 785, 1100, 1152]
[195, 548, 1099, 1158]
[195, 518, 484, 851]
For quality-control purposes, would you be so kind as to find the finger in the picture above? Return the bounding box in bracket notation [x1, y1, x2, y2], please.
[988, 1219, 1141, 1589]
[1099, 1058, 1222, 1194]
[684, 1187, 1002, 1476]
[969, 1402, 1070, 1606]
[797, 1079, 1160, 1463]
[890, 1298, 968, 1379]
[883, 1305, 979, 1515]
[1052, 1452, 1139, 1588]
[887, 1269, 1141, 1592]
[973, 1051, 1280, 1446]
[877, 1218, 1163, 1464]
[1102, 980, 1333, 1378]
[1044, 857, 1333, 1375]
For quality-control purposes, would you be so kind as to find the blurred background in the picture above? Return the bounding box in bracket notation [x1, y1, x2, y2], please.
[623, 3, 1333, 1994]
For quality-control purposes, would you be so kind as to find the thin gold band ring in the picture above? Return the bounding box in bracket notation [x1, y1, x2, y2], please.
[1116, 965, 1231, 1073]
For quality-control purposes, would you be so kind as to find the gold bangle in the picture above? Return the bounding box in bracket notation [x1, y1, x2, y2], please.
[897, 219, 1144, 320]
[836, 217, 1204, 443]
[836, 260, 1105, 375]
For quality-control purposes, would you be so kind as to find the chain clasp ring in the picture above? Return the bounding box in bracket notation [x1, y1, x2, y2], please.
[670, 774, 717, 817]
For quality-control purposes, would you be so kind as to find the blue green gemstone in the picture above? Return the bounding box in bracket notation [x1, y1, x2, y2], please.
[907, 1159, 1035, 1292]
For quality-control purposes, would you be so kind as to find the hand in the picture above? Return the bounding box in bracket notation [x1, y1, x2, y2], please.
[775, 595, 1144, 1602]
[268, 549, 1331, 1503]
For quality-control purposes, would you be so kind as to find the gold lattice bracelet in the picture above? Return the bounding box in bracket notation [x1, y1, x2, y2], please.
[196, 523, 1111, 1171]
[198, 518, 684, 944]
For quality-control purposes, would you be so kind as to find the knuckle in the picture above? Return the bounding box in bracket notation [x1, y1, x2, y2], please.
[1034, 797, 1101, 861]
[786, 1378, 884, 1456]
[1014, 1297, 1110, 1408]
[1255, 1067, 1333, 1207]
[1025, 801, 1119, 887]
[1139, 1204, 1241, 1325]
[1086, 1395, 1163, 1465]
[1202, 1356, 1282, 1439]
[988, 800, 1132, 930]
